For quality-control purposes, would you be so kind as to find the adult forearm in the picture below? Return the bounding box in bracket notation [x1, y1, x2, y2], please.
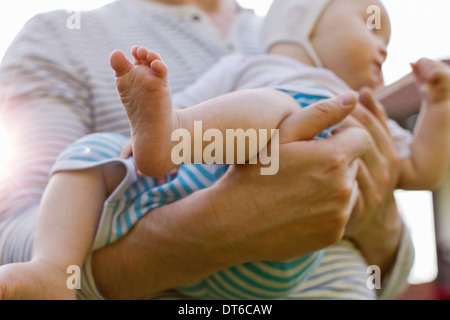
[91, 182, 242, 300]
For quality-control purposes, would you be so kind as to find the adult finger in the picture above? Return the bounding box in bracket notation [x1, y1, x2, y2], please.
[346, 159, 360, 202]
[345, 159, 381, 238]
[351, 103, 396, 157]
[324, 126, 372, 164]
[288, 91, 358, 141]
[340, 102, 397, 182]
[120, 140, 133, 159]
[334, 111, 387, 177]
[359, 87, 388, 130]
[120, 140, 145, 177]
[354, 159, 377, 219]
[335, 114, 364, 131]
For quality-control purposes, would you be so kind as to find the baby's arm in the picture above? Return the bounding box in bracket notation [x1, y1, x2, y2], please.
[397, 59, 450, 190]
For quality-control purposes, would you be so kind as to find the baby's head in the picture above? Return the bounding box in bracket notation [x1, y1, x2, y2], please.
[261, 0, 391, 90]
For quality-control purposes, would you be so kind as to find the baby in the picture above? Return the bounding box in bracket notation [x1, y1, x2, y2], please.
[1, 0, 449, 300]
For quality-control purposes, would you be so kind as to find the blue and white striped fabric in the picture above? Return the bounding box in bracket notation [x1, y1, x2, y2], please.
[178, 252, 324, 299]
[51, 132, 324, 300]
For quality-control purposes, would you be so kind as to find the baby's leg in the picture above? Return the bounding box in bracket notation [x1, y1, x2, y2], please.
[173, 88, 303, 164]
[0, 165, 125, 300]
[110, 46, 176, 177]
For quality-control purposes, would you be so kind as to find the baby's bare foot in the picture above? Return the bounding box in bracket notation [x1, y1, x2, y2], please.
[110, 46, 177, 177]
[0, 260, 76, 300]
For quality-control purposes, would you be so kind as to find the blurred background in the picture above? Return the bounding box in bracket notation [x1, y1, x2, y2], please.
[0, 0, 449, 294]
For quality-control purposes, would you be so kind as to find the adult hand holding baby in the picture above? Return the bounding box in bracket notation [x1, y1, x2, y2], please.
[342, 88, 403, 278]
[92, 93, 373, 299]
[202, 92, 370, 262]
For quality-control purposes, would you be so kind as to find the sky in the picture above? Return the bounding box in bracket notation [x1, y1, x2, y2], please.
[0, 0, 449, 285]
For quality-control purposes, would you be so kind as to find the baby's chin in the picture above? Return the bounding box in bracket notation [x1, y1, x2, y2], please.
[355, 76, 384, 91]
[369, 80, 384, 90]
[349, 82, 378, 92]
[371, 70, 385, 89]
[342, 72, 383, 91]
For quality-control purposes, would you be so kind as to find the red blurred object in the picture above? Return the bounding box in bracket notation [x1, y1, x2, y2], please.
[436, 285, 450, 300]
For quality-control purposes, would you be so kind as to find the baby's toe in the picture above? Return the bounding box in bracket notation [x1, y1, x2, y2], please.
[110, 50, 133, 77]
[136, 47, 151, 66]
[150, 59, 168, 78]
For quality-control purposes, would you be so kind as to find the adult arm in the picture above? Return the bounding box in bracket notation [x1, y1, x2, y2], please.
[91, 95, 370, 300]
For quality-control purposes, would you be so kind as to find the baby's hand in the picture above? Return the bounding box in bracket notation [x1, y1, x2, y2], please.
[411, 58, 450, 104]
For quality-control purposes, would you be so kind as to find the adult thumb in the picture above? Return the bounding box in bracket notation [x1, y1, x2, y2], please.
[286, 91, 358, 141]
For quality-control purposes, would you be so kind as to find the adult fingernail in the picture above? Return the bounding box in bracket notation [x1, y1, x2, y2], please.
[336, 92, 357, 106]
